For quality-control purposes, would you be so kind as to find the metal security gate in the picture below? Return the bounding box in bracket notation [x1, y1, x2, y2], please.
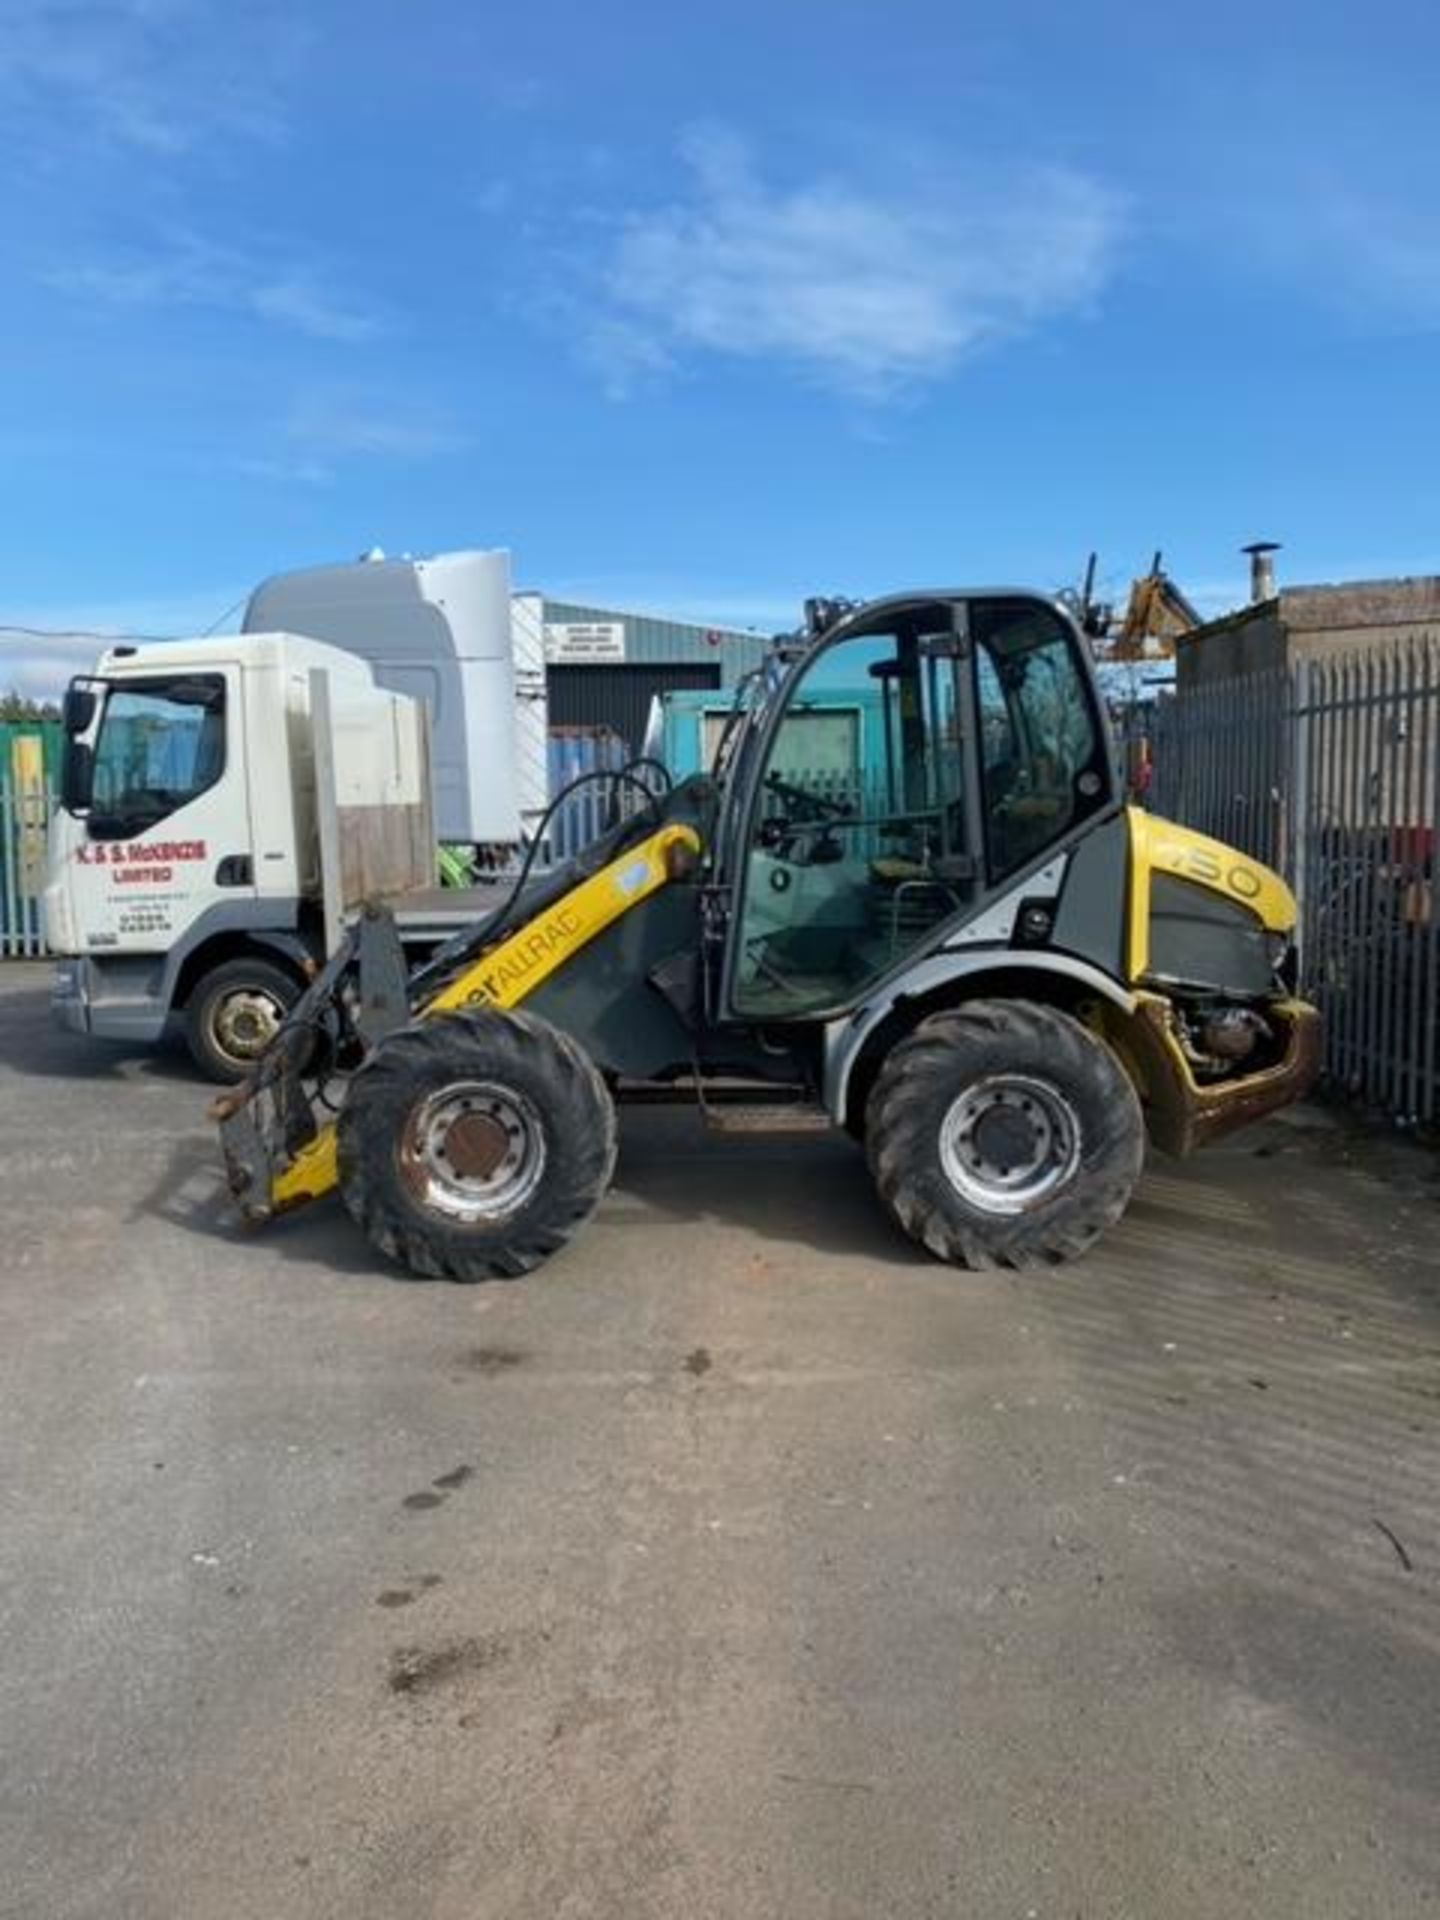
[539, 727, 675, 865]
[1137, 638, 1440, 1124]
[1148, 668, 1291, 873]
[1, 775, 51, 957]
[1293, 646, 1439, 1124]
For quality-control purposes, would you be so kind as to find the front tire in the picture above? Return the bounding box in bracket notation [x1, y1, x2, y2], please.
[865, 999, 1144, 1269]
[185, 956, 301, 1082]
[336, 1009, 617, 1282]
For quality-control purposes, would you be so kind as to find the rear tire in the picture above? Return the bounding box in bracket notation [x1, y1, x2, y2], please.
[336, 1008, 617, 1282]
[865, 999, 1144, 1269]
[185, 956, 301, 1083]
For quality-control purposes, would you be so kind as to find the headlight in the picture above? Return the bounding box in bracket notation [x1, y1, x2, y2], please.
[1268, 931, 1299, 992]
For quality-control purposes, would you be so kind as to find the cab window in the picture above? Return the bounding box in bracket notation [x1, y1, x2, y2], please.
[731, 607, 969, 1019]
[972, 601, 1105, 879]
[89, 676, 226, 839]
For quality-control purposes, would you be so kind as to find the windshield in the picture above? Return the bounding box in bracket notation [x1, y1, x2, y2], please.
[729, 608, 970, 1019]
[88, 676, 226, 838]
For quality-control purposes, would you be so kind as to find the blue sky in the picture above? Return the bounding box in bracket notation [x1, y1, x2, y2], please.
[2, 0, 1439, 682]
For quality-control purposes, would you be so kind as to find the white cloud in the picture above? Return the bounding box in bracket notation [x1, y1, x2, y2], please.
[0, 0, 302, 156]
[235, 455, 334, 487]
[45, 237, 381, 343]
[248, 280, 380, 345]
[589, 126, 1123, 398]
[0, 588, 250, 700]
[0, 630, 112, 703]
[1318, 194, 1440, 327]
[282, 396, 470, 461]
[228, 393, 468, 485]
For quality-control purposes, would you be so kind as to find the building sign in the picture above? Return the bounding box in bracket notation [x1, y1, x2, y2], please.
[544, 620, 626, 663]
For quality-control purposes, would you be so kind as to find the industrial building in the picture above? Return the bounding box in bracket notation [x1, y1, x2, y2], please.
[517, 592, 769, 753]
[1176, 554, 1440, 690]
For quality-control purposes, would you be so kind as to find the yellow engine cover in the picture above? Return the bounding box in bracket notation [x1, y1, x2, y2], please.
[1125, 806, 1296, 982]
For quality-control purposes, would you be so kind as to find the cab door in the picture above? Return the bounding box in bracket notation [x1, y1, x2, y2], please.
[720, 594, 1113, 1022]
[63, 667, 250, 953]
[723, 599, 977, 1020]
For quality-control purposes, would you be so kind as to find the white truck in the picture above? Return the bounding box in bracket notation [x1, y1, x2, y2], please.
[45, 630, 499, 1079]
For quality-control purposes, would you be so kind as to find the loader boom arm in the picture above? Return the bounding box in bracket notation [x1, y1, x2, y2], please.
[228, 822, 702, 1219]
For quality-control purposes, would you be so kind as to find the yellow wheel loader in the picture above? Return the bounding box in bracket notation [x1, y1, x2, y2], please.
[215, 591, 1319, 1279]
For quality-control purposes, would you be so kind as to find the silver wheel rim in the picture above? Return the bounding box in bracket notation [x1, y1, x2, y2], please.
[399, 1080, 547, 1222]
[938, 1074, 1081, 1215]
[211, 987, 285, 1063]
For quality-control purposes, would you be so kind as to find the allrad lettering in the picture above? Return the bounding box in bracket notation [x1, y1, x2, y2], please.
[463, 909, 583, 1007]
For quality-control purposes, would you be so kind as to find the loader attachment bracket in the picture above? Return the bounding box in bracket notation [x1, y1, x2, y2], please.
[212, 821, 704, 1228]
[211, 923, 367, 1221]
[354, 905, 411, 1044]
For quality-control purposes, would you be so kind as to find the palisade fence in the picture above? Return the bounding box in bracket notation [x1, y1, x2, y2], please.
[0, 776, 52, 957]
[543, 727, 651, 863]
[1140, 636, 1440, 1125]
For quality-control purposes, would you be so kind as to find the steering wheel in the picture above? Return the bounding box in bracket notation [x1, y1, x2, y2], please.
[763, 773, 851, 822]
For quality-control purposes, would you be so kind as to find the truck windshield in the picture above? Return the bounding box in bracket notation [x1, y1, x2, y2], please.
[89, 676, 226, 838]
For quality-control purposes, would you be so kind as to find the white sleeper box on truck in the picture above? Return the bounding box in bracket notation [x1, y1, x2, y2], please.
[45, 630, 496, 1080]
[244, 547, 549, 855]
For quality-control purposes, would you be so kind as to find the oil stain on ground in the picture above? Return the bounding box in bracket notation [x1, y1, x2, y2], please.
[401, 1466, 473, 1510]
[459, 1346, 528, 1375]
[376, 1575, 443, 1610]
[388, 1635, 508, 1697]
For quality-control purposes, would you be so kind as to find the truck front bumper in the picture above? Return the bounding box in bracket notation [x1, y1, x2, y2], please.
[1129, 992, 1323, 1156]
[49, 957, 92, 1034]
[48, 954, 170, 1043]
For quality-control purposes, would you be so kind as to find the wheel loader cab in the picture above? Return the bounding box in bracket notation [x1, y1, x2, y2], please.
[723, 593, 1114, 1019]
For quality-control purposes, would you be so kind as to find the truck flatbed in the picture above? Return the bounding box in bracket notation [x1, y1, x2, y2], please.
[388, 882, 508, 937]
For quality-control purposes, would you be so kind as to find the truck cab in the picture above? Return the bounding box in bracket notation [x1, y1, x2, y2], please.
[47, 632, 428, 1078]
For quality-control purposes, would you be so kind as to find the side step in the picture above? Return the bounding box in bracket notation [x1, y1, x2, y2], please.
[702, 1103, 834, 1135]
[614, 1077, 835, 1135]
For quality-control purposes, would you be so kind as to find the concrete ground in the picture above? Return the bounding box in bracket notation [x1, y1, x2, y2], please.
[1, 961, 1437, 1920]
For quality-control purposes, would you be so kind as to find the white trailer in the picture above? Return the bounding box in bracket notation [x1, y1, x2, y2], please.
[45, 631, 499, 1079]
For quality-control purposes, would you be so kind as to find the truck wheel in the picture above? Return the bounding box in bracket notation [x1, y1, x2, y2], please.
[185, 957, 301, 1083]
[335, 1009, 617, 1283]
[865, 1000, 1144, 1269]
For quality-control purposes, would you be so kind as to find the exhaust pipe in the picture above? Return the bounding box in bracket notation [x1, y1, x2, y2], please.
[1242, 540, 1280, 604]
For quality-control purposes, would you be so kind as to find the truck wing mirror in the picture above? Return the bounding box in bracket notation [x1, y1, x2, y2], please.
[62, 684, 97, 735]
[60, 740, 94, 815]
